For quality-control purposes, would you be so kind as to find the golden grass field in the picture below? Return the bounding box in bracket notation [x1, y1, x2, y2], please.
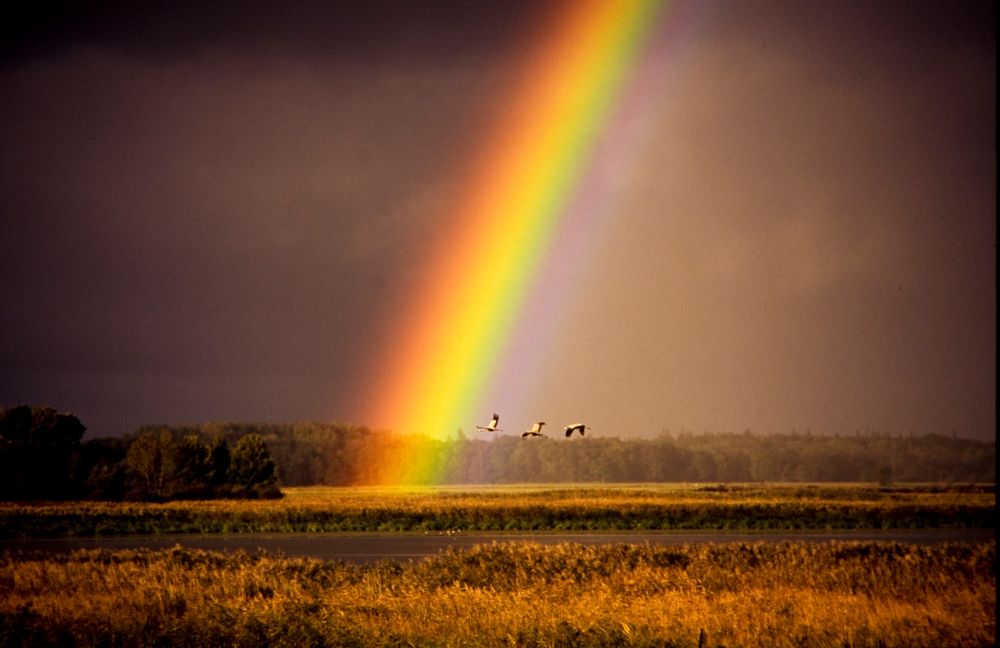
[2, 541, 994, 647]
[1, 484, 995, 646]
[1, 483, 994, 536]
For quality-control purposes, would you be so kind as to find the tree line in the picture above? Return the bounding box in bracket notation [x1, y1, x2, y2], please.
[1, 405, 994, 500]
[0, 406, 279, 501]
[155, 420, 995, 486]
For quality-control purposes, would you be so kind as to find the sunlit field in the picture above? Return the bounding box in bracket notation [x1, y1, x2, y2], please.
[1, 484, 995, 646]
[1, 483, 993, 538]
[1, 541, 993, 647]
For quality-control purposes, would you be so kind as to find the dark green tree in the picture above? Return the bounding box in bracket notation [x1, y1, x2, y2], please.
[227, 434, 277, 496]
[206, 437, 231, 487]
[0, 405, 86, 500]
[77, 437, 127, 500]
[169, 435, 212, 498]
[124, 428, 173, 500]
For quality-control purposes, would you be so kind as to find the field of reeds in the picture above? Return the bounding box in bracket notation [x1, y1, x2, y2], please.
[0, 483, 994, 538]
[1, 540, 994, 647]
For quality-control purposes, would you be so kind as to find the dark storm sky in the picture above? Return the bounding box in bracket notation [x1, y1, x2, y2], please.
[1, 0, 995, 440]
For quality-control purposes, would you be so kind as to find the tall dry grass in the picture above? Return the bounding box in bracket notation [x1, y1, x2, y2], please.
[2, 540, 994, 647]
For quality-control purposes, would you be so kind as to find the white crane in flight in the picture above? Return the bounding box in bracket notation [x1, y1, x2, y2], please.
[564, 423, 588, 438]
[521, 421, 546, 438]
[476, 413, 502, 432]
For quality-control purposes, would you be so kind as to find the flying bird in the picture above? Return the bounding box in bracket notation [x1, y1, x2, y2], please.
[476, 413, 502, 432]
[522, 421, 546, 438]
[564, 423, 588, 438]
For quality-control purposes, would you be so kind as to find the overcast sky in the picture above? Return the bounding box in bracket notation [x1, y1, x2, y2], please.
[1, 0, 995, 440]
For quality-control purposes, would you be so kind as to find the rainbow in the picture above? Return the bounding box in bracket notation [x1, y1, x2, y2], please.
[355, 0, 683, 484]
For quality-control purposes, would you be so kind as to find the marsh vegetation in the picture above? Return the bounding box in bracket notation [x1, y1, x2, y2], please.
[2, 541, 993, 647]
[1, 484, 993, 538]
[2, 483, 993, 645]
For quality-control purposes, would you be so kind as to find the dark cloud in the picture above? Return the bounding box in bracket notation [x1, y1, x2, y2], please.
[1, 0, 994, 439]
[2, 0, 552, 65]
